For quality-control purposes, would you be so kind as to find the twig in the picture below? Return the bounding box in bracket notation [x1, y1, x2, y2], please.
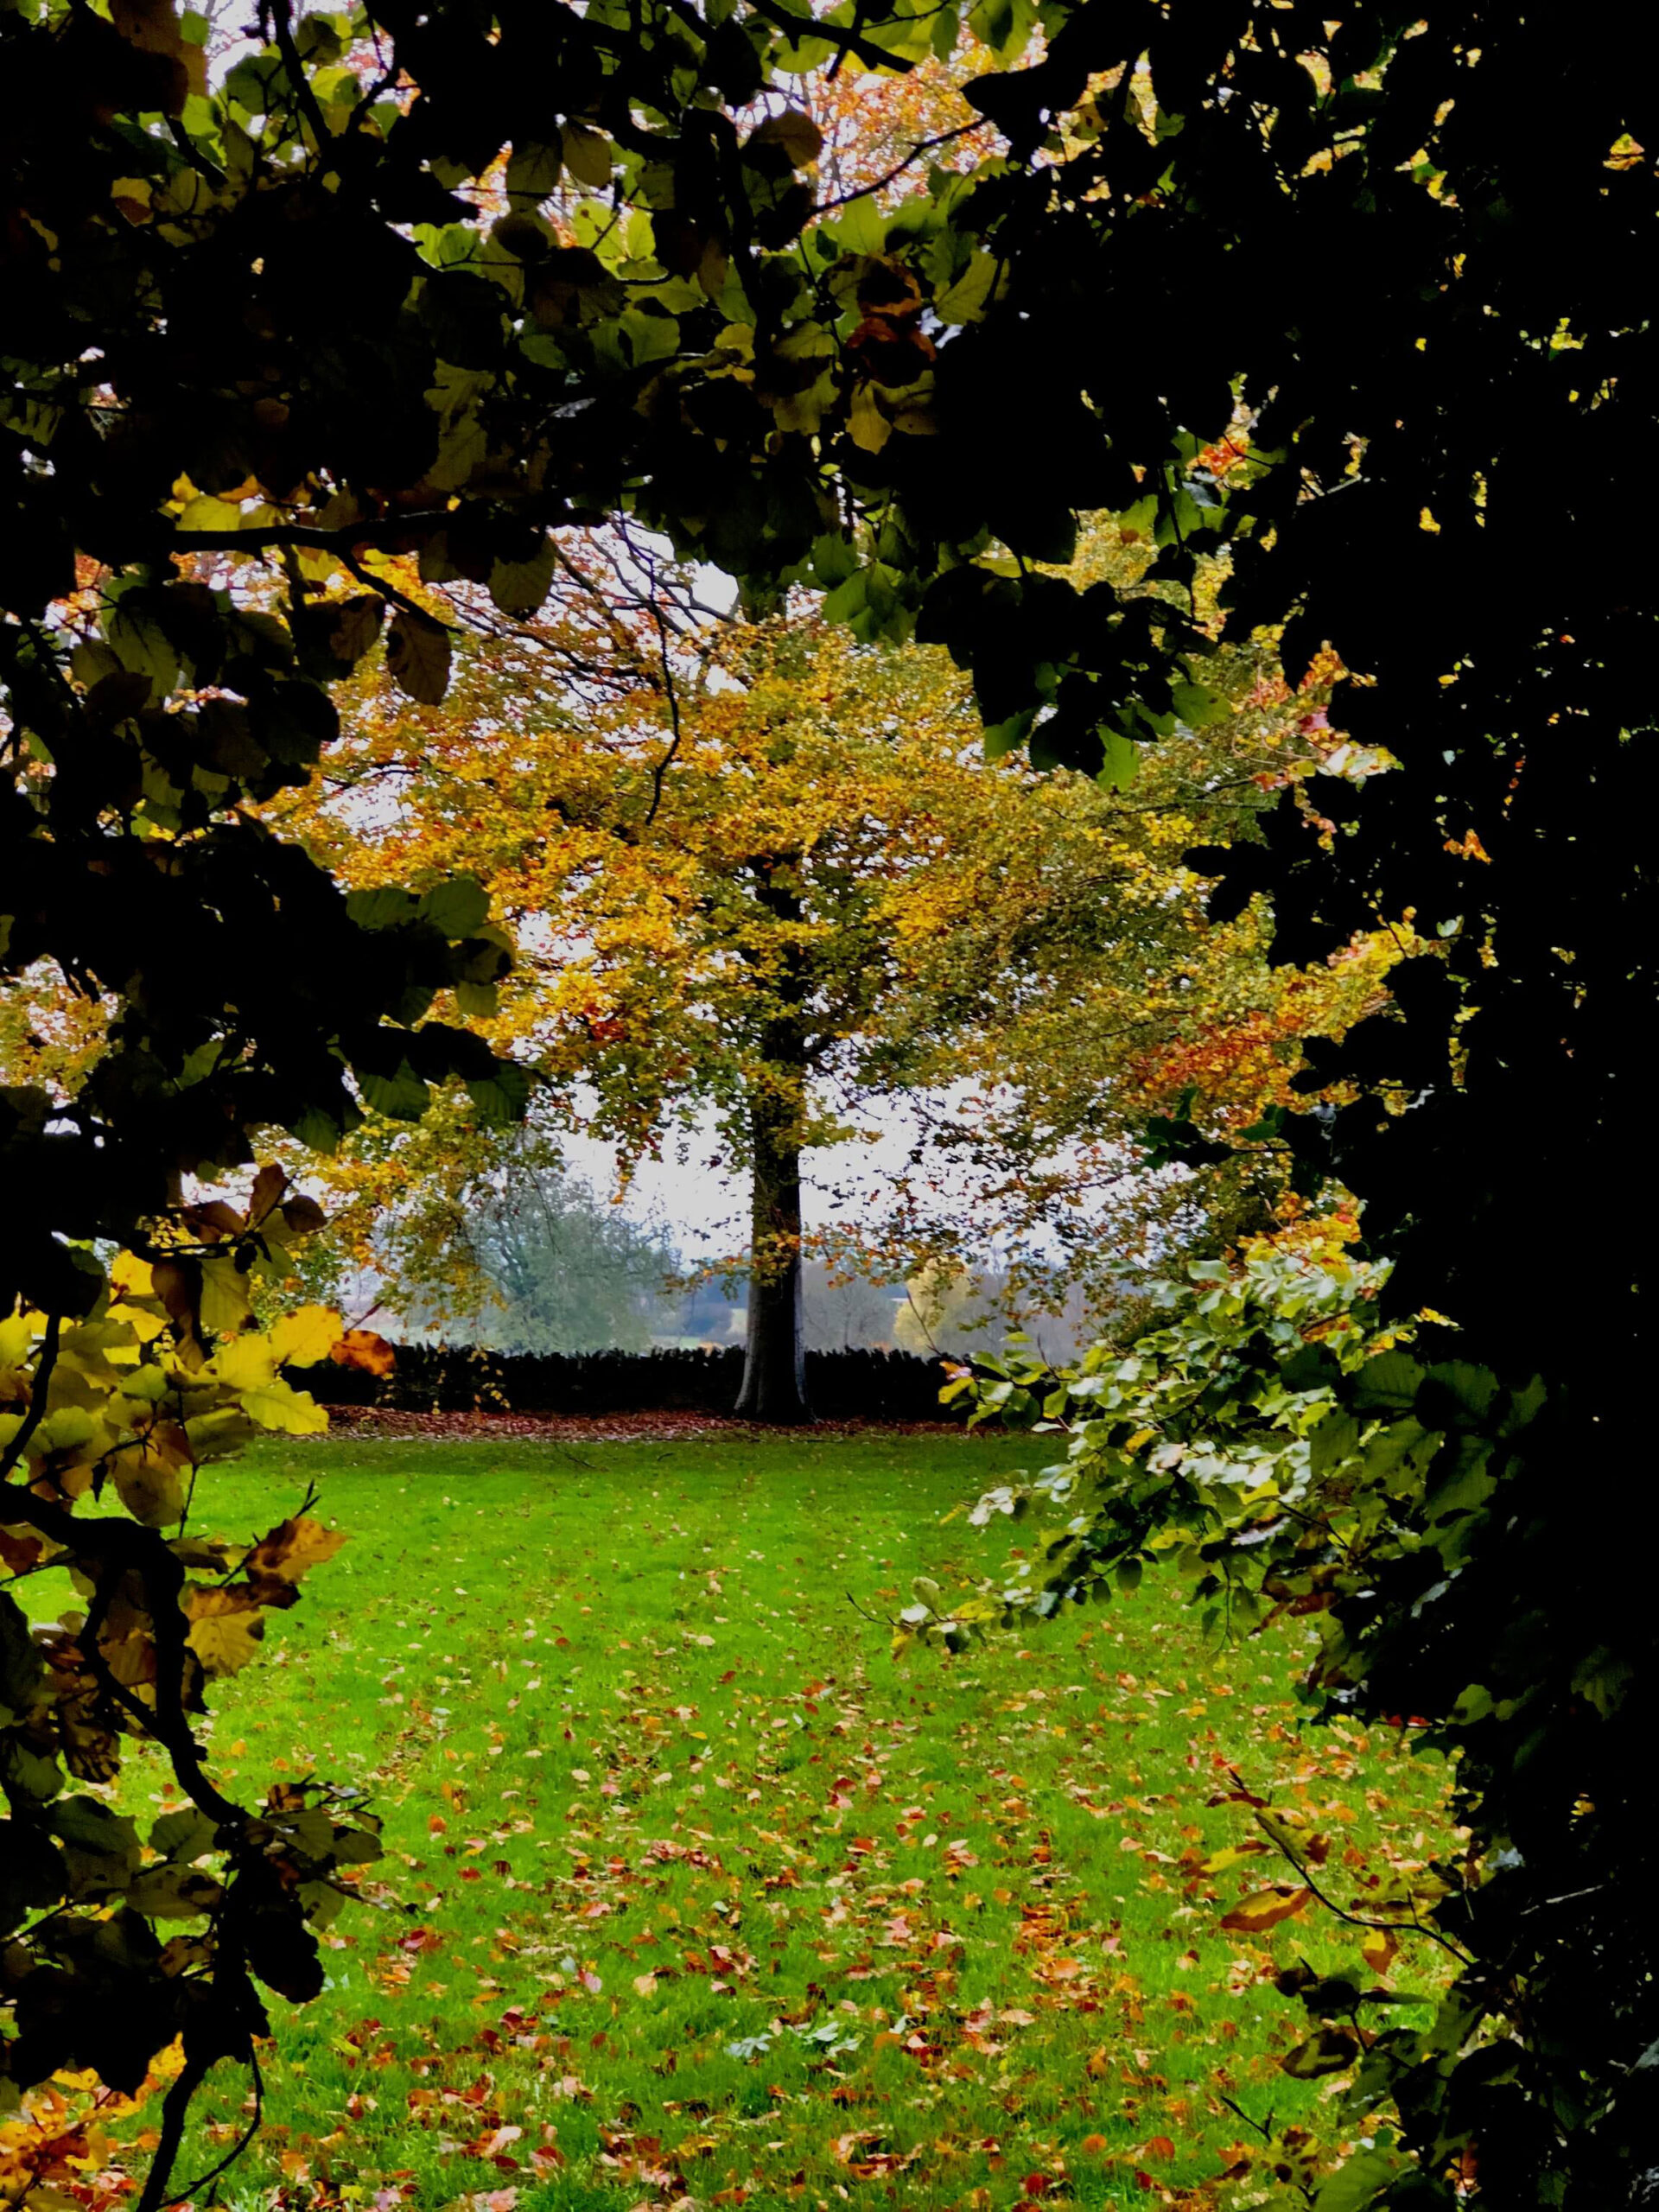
[0, 1310, 62, 1482]
[1252, 1810, 1475, 1967]
[1217, 2090, 1274, 2142]
[339, 547, 454, 632]
[644, 592, 684, 830]
[264, 0, 334, 159]
[815, 125, 976, 213]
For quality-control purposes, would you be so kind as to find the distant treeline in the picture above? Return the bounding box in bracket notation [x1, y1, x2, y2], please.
[292, 1343, 961, 1422]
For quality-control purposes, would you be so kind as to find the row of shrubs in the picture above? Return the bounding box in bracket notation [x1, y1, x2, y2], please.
[291, 1342, 962, 1422]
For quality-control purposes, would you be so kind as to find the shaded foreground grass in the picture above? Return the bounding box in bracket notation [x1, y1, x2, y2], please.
[104, 1431, 1452, 2209]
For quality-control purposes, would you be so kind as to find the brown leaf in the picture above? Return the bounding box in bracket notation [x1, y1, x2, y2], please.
[748, 109, 823, 168]
[245, 1514, 348, 1586]
[386, 609, 453, 704]
[1360, 1927, 1400, 1976]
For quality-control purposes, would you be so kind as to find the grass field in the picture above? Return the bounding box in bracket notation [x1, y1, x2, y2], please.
[76, 1429, 1454, 2209]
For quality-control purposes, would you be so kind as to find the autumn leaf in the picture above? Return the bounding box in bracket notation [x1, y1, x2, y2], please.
[108, 1442, 186, 1529]
[386, 610, 453, 704]
[267, 1305, 346, 1368]
[1360, 1927, 1400, 1976]
[183, 1587, 265, 1677]
[748, 108, 823, 168]
[245, 1515, 348, 1586]
[328, 594, 386, 669]
[331, 1327, 397, 1378]
[1217, 1885, 1314, 1936]
[240, 1377, 329, 1436]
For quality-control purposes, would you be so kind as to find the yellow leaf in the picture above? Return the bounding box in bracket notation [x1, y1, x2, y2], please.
[240, 1378, 329, 1436]
[213, 1334, 280, 1391]
[110, 1254, 156, 1302]
[849, 383, 891, 454]
[199, 1257, 252, 1338]
[185, 1589, 265, 1677]
[176, 494, 247, 531]
[1360, 1927, 1400, 1976]
[110, 1444, 187, 1529]
[267, 1305, 345, 1369]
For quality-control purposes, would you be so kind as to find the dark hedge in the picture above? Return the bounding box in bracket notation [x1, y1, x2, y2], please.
[291, 1343, 959, 1422]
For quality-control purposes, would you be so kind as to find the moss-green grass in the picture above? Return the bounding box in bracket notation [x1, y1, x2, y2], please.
[84, 1431, 1452, 2209]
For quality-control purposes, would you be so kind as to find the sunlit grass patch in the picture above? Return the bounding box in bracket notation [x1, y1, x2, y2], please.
[87, 1430, 1453, 2209]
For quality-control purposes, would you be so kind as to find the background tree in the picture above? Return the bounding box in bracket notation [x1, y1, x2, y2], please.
[393, 1136, 678, 1353]
[276, 542, 1389, 1418]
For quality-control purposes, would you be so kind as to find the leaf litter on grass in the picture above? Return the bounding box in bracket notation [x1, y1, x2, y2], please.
[71, 1433, 1455, 2212]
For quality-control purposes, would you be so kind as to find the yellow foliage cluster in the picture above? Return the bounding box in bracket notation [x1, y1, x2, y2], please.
[264, 518, 1405, 1323]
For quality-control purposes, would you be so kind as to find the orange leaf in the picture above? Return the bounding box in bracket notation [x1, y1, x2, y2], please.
[331, 1327, 397, 1378]
[1146, 2136, 1175, 2161]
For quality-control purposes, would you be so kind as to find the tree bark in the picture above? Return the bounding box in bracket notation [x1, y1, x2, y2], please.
[734, 865, 812, 1424]
[733, 1076, 810, 1422]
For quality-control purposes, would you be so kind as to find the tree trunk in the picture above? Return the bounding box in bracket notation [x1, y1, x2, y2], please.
[734, 864, 811, 1424]
[733, 1079, 810, 1422]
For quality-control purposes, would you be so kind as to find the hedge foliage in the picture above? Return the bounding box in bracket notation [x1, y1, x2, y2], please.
[296, 1344, 958, 1423]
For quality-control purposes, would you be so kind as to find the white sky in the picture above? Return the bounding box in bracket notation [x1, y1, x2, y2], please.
[557, 1095, 957, 1266]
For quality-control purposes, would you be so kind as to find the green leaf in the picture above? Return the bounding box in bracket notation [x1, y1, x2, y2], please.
[983, 706, 1037, 761]
[346, 885, 420, 931]
[562, 123, 613, 190]
[1281, 2024, 1361, 2079]
[1351, 1351, 1423, 1412]
[831, 198, 887, 257]
[1096, 728, 1137, 790]
[355, 1058, 431, 1121]
[1170, 681, 1229, 728]
[935, 251, 1002, 326]
[1311, 2148, 1401, 2211]
[822, 570, 869, 626]
[419, 876, 491, 938]
[466, 1061, 534, 1128]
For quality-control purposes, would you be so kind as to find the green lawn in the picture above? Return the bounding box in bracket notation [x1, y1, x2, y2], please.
[88, 1430, 1453, 2209]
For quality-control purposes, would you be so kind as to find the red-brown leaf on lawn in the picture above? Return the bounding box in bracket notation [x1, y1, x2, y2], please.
[1217, 1885, 1313, 1935]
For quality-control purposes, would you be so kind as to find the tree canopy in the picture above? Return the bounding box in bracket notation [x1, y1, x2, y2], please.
[271, 550, 1389, 1409]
